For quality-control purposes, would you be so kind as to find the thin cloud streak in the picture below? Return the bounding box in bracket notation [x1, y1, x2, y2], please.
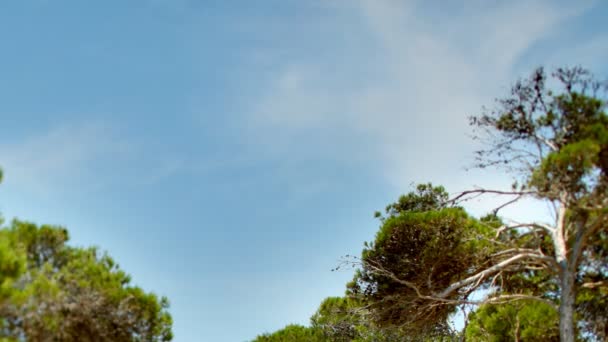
[0, 122, 123, 196]
[0, 121, 186, 197]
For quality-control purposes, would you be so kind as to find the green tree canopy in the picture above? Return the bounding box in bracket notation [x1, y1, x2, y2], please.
[252, 297, 412, 342]
[0, 219, 173, 341]
[347, 184, 496, 336]
[252, 324, 324, 342]
[465, 301, 559, 341]
[310, 296, 409, 341]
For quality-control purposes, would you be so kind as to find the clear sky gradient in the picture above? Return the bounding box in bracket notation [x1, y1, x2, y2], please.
[1, 1, 607, 341]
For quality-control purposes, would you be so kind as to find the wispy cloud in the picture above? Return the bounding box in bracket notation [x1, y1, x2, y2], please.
[0, 122, 130, 196]
[240, 0, 599, 191]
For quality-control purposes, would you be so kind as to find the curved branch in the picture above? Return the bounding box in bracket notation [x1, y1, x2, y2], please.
[495, 222, 555, 237]
[436, 253, 555, 298]
[361, 251, 556, 307]
[581, 280, 608, 289]
[449, 188, 537, 205]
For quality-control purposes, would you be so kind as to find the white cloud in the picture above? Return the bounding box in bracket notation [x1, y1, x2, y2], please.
[242, 0, 599, 191]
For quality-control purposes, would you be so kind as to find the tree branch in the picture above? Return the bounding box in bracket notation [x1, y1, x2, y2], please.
[436, 253, 555, 298]
[581, 281, 608, 289]
[483, 294, 558, 311]
[570, 212, 607, 270]
[449, 188, 536, 205]
[495, 222, 555, 237]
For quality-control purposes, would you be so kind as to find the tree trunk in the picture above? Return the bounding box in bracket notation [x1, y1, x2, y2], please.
[559, 267, 576, 342]
[554, 194, 575, 342]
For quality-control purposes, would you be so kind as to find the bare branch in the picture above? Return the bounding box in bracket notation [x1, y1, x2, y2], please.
[581, 281, 608, 289]
[535, 134, 558, 152]
[359, 250, 557, 308]
[495, 222, 555, 237]
[436, 253, 555, 298]
[496, 196, 525, 215]
[490, 248, 537, 257]
[449, 188, 536, 205]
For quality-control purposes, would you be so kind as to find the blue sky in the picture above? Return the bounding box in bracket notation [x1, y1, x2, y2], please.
[1, 1, 607, 341]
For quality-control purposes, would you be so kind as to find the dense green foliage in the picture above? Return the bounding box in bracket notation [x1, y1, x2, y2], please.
[252, 324, 324, 342]
[252, 295, 442, 342]
[466, 301, 559, 341]
[576, 226, 608, 340]
[310, 297, 362, 341]
[310, 296, 408, 341]
[0, 218, 173, 341]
